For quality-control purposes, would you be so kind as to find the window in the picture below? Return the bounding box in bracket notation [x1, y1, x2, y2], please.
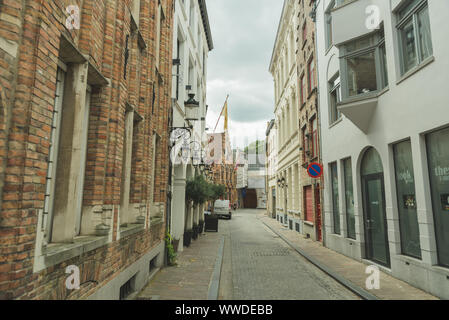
[120, 108, 135, 227]
[300, 74, 306, 106]
[130, 0, 141, 27]
[343, 158, 356, 239]
[426, 127, 449, 268]
[331, 162, 340, 234]
[311, 118, 318, 159]
[44, 58, 92, 242]
[155, 0, 164, 68]
[308, 58, 316, 93]
[325, 0, 336, 50]
[302, 22, 307, 44]
[340, 31, 388, 99]
[329, 74, 341, 124]
[301, 126, 307, 162]
[43, 67, 65, 243]
[397, 0, 433, 75]
[393, 140, 421, 259]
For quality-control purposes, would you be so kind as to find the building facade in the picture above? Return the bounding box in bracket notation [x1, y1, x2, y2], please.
[169, 0, 213, 252]
[208, 132, 237, 206]
[269, 0, 302, 231]
[297, 0, 323, 241]
[266, 120, 277, 218]
[235, 148, 248, 209]
[316, 0, 449, 299]
[0, 0, 174, 299]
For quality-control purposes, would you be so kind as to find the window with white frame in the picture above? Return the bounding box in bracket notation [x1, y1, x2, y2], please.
[340, 30, 388, 99]
[325, 0, 336, 50]
[396, 0, 433, 75]
[329, 73, 341, 125]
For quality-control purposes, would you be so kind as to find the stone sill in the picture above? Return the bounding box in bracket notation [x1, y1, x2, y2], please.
[150, 217, 164, 226]
[44, 236, 109, 267]
[120, 223, 145, 238]
[304, 221, 314, 227]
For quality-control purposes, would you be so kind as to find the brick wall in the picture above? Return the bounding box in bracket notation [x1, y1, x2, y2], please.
[0, 0, 173, 299]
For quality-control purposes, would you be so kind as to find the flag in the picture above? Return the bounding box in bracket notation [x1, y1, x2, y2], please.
[224, 100, 228, 131]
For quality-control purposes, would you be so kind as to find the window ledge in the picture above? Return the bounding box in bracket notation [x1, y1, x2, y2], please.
[150, 217, 164, 226]
[120, 223, 145, 238]
[328, 117, 343, 129]
[304, 221, 314, 227]
[396, 56, 435, 86]
[44, 236, 109, 267]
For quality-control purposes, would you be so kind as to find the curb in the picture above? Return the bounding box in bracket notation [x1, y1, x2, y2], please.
[208, 236, 225, 300]
[261, 217, 379, 301]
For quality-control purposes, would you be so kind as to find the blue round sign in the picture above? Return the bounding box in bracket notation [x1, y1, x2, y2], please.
[307, 163, 323, 179]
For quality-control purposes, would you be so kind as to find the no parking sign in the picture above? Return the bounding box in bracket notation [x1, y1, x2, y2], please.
[307, 163, 323, 179]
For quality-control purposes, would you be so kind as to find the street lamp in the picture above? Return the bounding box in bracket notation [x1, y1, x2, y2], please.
[185, 93, 200, 122]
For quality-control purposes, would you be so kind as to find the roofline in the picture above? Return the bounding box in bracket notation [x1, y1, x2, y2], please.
[269, 0, 288, 73]
[199, 0, 214, 51]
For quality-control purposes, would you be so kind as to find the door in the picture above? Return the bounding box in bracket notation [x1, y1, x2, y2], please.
[315, 185, 322, 242]
[304, 186, 313, 223]
[363, 174, 390, 267]
[361, 148, 390, 267]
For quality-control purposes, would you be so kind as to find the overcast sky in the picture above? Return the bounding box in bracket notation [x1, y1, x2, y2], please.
[205, 0, 284, 150]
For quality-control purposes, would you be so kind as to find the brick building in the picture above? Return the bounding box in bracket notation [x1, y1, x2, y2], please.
[207, 132, 237, 207]
[296, 0, 322, 242]
[0, 0, 173, 299]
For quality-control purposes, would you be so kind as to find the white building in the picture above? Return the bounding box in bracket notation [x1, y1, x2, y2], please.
[269, 0, 302, 228]
[315, 0, 449, 298]
[266, 120, 278, 218]
[170, 0, 213, 252]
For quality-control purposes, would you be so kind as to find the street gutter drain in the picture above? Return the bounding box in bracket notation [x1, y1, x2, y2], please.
[252, 249, 290, 257]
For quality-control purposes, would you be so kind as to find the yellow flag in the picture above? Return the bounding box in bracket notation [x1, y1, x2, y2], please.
[224, 101, 228, 131]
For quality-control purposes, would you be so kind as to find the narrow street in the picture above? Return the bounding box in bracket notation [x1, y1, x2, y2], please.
[218, 209, 359, 300]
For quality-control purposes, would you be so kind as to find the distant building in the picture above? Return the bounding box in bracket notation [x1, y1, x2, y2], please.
[266, 120, 277, 218]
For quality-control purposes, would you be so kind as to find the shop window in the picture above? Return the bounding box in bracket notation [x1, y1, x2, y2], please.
[426, 127, 449, 267]
[331, 162, 340, 234]
[343, 158, 356, 240]
[394, 140, 421, 259]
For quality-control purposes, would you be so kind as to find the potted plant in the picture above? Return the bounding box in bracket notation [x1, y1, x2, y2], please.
[183, 229, 193, 247]
[192, 223, 199, 240]
[165, 233, 177, 266]
[198, 220, 204, 234]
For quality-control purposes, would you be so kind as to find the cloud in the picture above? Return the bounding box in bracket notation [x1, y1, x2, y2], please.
[205, 0, 283, 148]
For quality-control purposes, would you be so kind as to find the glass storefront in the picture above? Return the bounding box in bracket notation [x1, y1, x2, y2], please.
[427, 127, 449, 267]
[343, 158, 356, 239]
[331, 162, 340, 234]
[393, 141, 421, 259]
[361, 148, 390, 267]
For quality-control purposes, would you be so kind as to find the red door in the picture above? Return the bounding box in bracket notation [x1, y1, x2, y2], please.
[315, 185, 322, 242]
[304, 186, 313, 223]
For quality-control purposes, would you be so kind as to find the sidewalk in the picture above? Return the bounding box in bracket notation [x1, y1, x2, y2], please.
[137, 229, 224, 300]
[259, 214, 438, 300]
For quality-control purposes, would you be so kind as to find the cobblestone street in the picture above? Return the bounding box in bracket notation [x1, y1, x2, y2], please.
[219, 209, 359, 300]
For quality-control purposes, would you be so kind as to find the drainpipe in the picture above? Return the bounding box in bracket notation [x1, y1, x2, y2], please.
[311, 0, 326, 248]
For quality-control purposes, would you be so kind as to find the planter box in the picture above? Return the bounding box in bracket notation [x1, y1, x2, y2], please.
[204, 214, 219, 232]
